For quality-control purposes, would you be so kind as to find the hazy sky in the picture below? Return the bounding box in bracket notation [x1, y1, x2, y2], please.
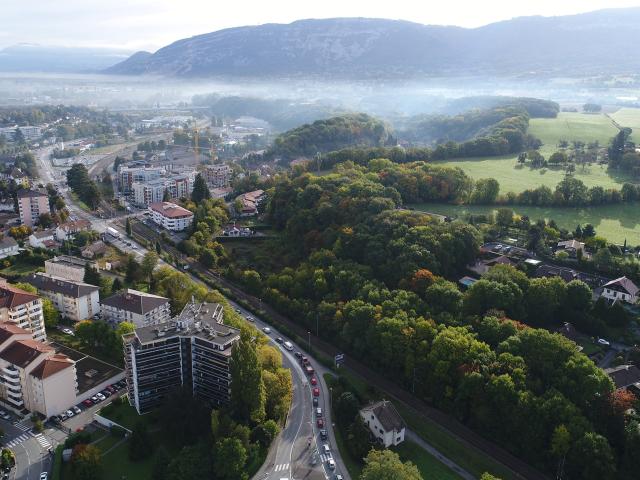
[3, 0, 640, 51]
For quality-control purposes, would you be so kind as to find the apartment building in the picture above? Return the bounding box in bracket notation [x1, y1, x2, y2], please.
[132, 172, 195, 207]
[44, 255, 96, 283]
[24, 273, 99, 322]
[0, 281, 46, 341]
[123, 301, 239, 414]
[0, 323, 76, 416]
[0, 126, 42, 142]
[203, 164, 232, 188]
[101, 289, 171, 327]
[118, 165, 164, 194]
[17, 189, 49, 227]
[55, 220, 91, 242]
[148, 202, 194, 231]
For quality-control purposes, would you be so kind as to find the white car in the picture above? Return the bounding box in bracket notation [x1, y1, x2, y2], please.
[40, 473, 48, 480]
[323, 444, 330, 454]
[61, 327, 74, 336]
[263, 327, 271, 334]
[66, 409, 74, 418]
[96, 393, 106, 401]
[597, 338, 611, 346]
[327, 458, 336, 470]
[283, 341, 293, 351]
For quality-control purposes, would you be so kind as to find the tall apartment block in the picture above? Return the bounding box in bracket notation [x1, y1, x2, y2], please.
[0, 280, 47, 341]
[123, 301, 240, 414]
[17, 189, 49, 227]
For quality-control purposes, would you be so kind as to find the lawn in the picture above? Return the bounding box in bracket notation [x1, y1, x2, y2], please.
[0, 258, 43, 280]
[392, 440, 462, 480]
[610, 107, 640, 142]
[410, 202, 640, 245]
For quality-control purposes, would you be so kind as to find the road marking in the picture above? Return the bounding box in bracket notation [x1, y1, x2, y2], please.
[34, 433, 51, 449]
[274, 463, 289, 472]
[12, 422, 30, 432]
[6, 433, 30, 447]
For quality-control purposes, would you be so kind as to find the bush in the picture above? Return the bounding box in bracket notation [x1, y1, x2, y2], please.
[64, 430, 92, 449]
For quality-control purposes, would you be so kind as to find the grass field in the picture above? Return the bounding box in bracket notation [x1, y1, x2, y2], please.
[611, 107, 640, 142]
[411, 202, 640, 245]
[392, 441, 462, 480]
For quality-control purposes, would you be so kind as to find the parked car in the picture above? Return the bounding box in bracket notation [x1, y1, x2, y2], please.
[72, 406, 81, 415]
[61, 328, 74, 336]
[82, 399, 93, 407]
[0, 413, 9, 421]
[106, 385, 116, 394]
[101, 389, 112, 398]
[262, 327, 271, 334]
[91, 395, 99, 403]
[310, 377, 317, 386]
[320, 429, 328, 440]
[65, 410, 74, 418]
[317, 418, 324, 428]
[313, 387, 320, 397]
[60, 413, 67, 421]
[95, 393, 106, 401]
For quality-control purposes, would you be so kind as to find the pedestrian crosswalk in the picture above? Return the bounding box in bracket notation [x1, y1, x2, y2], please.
[274, 463, 289, 472]
[320, 454, 331, 462]
[5, 433, 30, 448]
[34, 433, 51, 450]
[12, 422, 30, 432]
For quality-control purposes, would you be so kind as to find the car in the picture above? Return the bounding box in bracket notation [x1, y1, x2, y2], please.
[61, 327, 74, 336]
[235, 308, 241, 313]
[72, 406, 81, 415]
[0, 413, 9, 421]
[283, 341, 293, 351]
[316, 408, 322, 417]
[323, 444, 330, 454]
[335, 475, 344, 480]
[82, 399, 93, 407]
[313, 387, 320, 397]
[262, 327, 271, 334]
[40, 473, 48, 480]
[294, 351, 302, 359]
[275, 337, 284, 344]
[305, 365, 315, 376]
[49, 415, 60, 424]
[60, 413, 67, 421]
[494, 244, 503, 251]
[106, 385, 116, 393]
[95, 393, 106, 401]
[598, 338, 611, 346]
[246, 316, 254, 322]
[317, 418, 324, 428]
[101, 389, 112, 398]
[320, 429, 328, 440]
[327, 458, 335, 470]
[91, 395, 99, 403]
[310, 377, 317, 386]
[66, 409, 74, 418]
[131, 245, 138, 249]
[313, 397, 319, 407]
[301, 356, 309, 365]
[503, 246, 512, 253]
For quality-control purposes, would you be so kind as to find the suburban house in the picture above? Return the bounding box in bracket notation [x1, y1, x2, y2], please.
[17, 189, 49, 228]
[0, 280, 46, 341]
[81, 240, 107, 259]
[28, 229, 57, 249]
[44, 256, 96, 283]
[557, 239, 586, 258]
[123, 301, 239, 414]
[0, 236, 19, 259]
[24, 273, 100, 322]
[236, 190, 265, 217]
[600, 277, 639, 304]
[604, 365, 640, 396]
[359, 400, 406, 448]
[223, 225, 253, 237]
[55, 220, 91, 242]
[469, 255, 515, 276]
[0, 322, 77, 417]
[101, 289, 171, 327]
[148, 202, 194, 231]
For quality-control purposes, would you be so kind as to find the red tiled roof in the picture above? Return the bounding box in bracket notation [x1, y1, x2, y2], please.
[149, 202, 193, 219]
[0, 283, 40, 309]
[0, 322, 31, 344]
[0, 339, 53, 368]
[30, 354, 74, 379]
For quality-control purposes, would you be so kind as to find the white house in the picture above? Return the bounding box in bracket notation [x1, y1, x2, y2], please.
[23, 273, 100, 322]
[55, 220, 91, 242]
[600, 276, 639, 304]
[28, 229, 57, 249]
[0, 236, 19, 259]
[148, 202, 194, 232]
[101, 289, 171, 328]
[359, 400, 406, 448]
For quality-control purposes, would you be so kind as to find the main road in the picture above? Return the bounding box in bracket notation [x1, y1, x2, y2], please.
[32, 148, 348, 480]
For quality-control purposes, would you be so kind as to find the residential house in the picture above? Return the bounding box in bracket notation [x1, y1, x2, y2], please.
[0, 280, 46, 341]
[0, 323, 76, 416]
[236, 190, 265, 217]
[210, 186, 233, 199]
[44, 256, 96, 283]
[0, 236, 19, 260]
[23, 273, 99, 322]
[604, 365, 640, 396]
[28, 229, 57, 249]
[17, 189, 49, 228]
[469, 255, 515, 276]
[557, 239, 586, 258]
[101, 289, 170, 328]
[81, 241, 107, 259]
[148, 202, 194, 231]
[123, 301, 239, 414]
[359, 400, 406, 448]
[600, 277, 639, 304]
[55, 220, 91, 242]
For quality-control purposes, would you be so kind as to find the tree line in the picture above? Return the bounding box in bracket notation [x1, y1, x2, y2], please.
[66, 164, 102, 209]
[226, 162, 637, 479]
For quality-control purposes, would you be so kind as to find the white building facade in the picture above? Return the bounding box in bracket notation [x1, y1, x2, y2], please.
[148, 202, 194, 231]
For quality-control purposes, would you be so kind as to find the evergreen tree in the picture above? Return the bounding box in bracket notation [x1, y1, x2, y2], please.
[191, 173, 210, 204]
[155, 241, 162, 255]
[125, 255, 142, 285]
[111, 277, 123, 293]
[83, 263, 101, 286]
[231, 331, 266, 423]
[163, 189, 171, 202]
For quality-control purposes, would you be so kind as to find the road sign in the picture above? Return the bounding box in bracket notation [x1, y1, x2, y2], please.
[334, 353, 345, 367]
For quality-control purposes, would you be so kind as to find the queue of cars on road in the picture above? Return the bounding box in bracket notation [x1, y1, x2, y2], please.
[50, 380, 126, 424]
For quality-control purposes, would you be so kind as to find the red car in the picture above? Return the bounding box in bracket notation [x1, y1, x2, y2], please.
[313, 387, 320, 397]
[317, 418, 324, 428]
[82, 399, 93, 407]
[310, 377, 317, 386]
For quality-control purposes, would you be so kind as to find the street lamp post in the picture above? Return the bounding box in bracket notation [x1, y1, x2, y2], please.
[308, 331, 311, 353]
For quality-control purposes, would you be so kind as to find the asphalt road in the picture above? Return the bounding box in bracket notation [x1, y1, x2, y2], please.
[33, 148, 348, 479]
[1, 417, 53, 480]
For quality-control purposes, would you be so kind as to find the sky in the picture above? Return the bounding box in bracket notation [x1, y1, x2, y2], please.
[2, 0, 640, 51]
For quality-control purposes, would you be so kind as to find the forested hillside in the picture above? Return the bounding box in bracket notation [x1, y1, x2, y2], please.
[229, 160, 638, 480]
[266, 114, 393, 160]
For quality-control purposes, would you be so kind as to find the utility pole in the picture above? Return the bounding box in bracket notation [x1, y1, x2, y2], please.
[307, 331, 311, 353]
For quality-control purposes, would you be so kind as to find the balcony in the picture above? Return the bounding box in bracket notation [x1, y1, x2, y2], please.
[7, 389, 22, 399]
[2, 366, 18, 377]
[6, 396, 23, 407]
